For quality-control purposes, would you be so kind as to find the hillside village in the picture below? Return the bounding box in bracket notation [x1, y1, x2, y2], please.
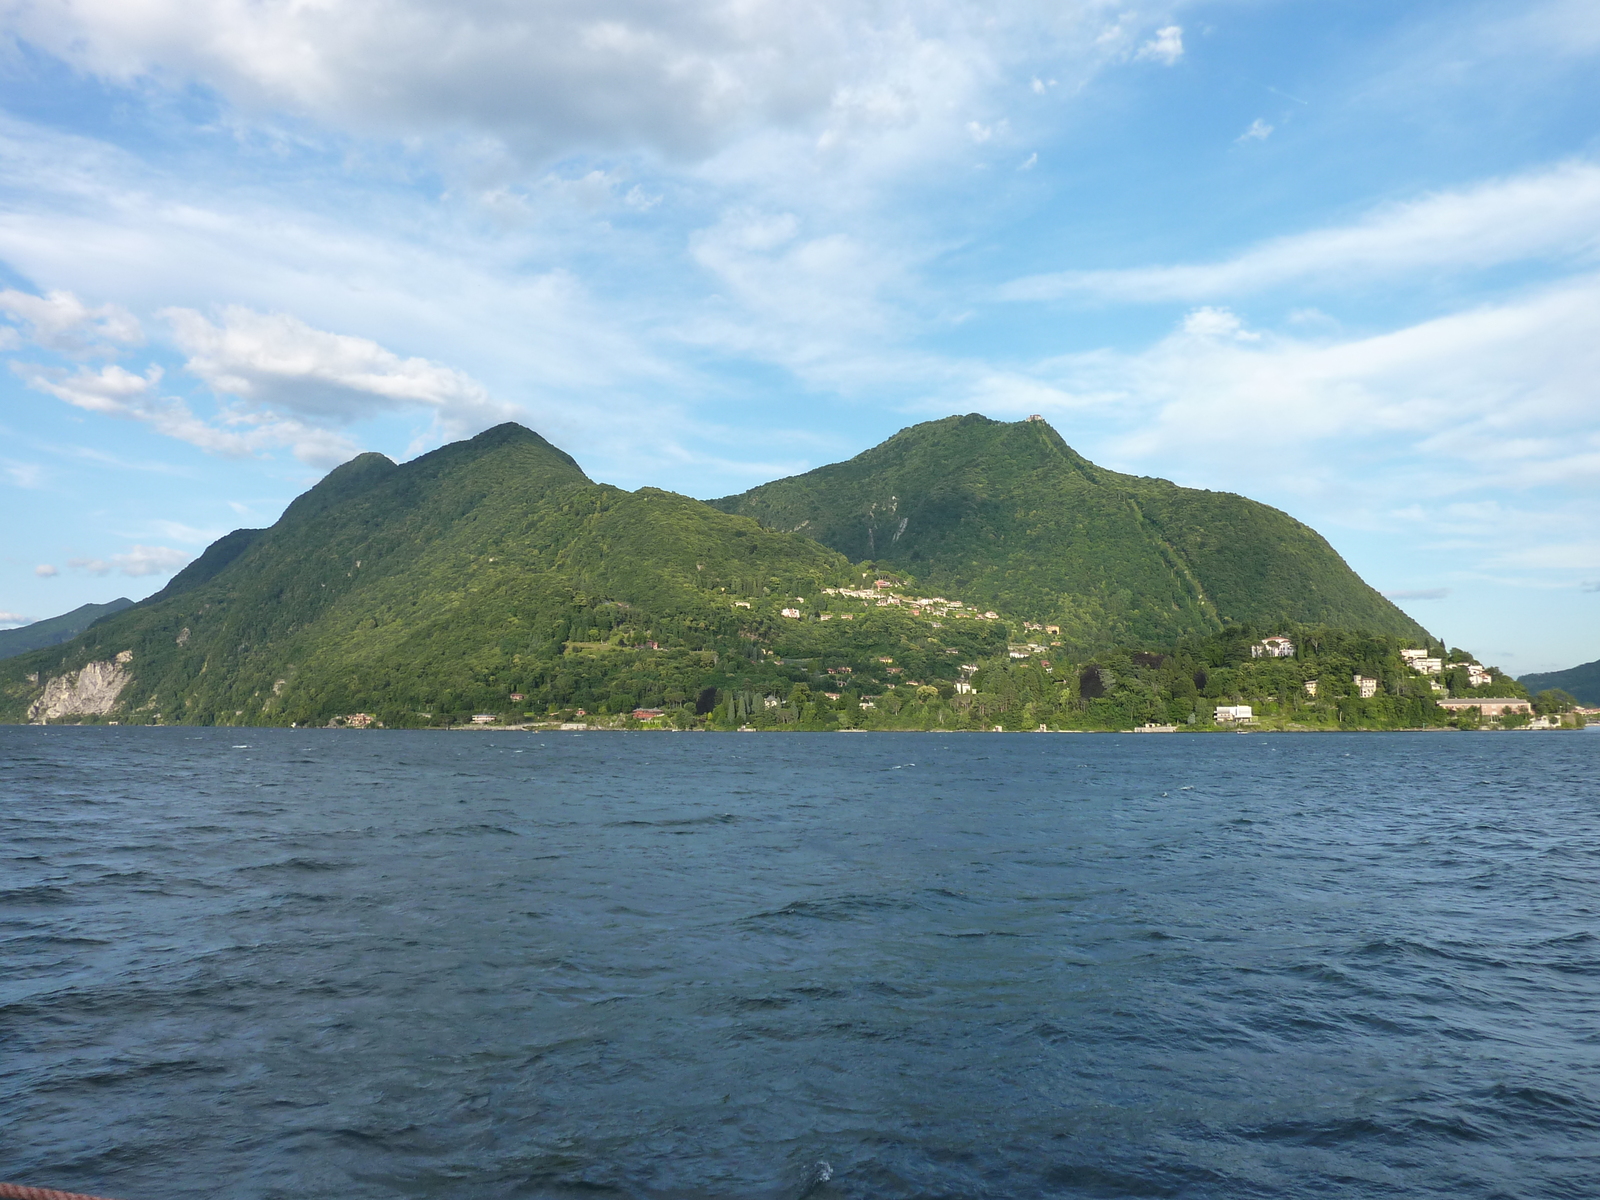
[375, 619, 1581, 735]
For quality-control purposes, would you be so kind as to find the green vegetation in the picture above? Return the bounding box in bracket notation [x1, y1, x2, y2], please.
[1532, 689, 1579, 715]
[6, 419, 1503, 732]
[0, 425, 1007, 727]
[0, 598, 133, 660]
[1520, 660, 1600, 706]
[710, 414, 1426, 652]
[689, 623, 1530, 733]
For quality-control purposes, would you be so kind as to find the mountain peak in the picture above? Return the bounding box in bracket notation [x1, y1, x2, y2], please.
[407, 421, 588, 480]
[710, 414, 1424, 647]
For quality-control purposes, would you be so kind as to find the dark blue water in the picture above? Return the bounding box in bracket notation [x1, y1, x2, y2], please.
[2, 728, 1598, 1199]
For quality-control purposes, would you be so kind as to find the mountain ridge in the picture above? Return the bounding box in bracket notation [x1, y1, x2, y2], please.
[1519, 658, 1600, 706]
[0, 598, 136, 661]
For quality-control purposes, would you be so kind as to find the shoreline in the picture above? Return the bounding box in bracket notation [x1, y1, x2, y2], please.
[8, 722, 1592, 735]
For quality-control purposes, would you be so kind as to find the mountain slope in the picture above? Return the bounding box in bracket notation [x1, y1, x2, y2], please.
[1, 423, 888, 725]
[0, 598, 135, 660]
[1519, 659, 1600, 705]
[709, 414, 1425, 650]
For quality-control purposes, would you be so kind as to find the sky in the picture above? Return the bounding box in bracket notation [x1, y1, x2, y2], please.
[1, 0, 1597, 675]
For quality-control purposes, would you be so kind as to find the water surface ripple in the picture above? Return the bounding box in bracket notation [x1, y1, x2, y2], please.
[2, 728, 1597, 1199]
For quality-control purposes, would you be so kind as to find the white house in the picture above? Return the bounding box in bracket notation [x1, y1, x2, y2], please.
[781, 607, 802, 618]
[1354, 675, 1379, 698]
[1251, 636, 1295, 659]
[1215, 704, 1253, 722]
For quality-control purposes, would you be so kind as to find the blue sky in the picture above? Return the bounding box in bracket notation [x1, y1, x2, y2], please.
[1, 0, 1598, 674]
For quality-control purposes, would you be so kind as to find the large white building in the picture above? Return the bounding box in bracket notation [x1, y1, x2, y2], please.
[1251, 636, 1295, 659]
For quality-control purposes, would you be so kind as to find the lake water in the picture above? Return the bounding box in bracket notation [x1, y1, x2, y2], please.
[2, 727, 1597, 1200]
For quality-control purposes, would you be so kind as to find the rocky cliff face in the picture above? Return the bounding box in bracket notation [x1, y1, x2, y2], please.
[28, 653, 133, 722]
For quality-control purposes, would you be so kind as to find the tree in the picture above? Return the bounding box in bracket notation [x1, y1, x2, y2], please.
[1533, 689, 1577, 715]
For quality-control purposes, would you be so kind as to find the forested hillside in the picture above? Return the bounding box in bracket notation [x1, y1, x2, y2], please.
[1519, 658, 1600, 706]
[711, 414, 1426, 651]
[0, 598, 133, 660]
[1, 419, 1457, 729]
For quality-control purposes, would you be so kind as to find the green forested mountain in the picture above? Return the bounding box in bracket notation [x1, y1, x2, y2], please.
[710, 414, 1425, 651]
[0, 597, 134, 660]
[0, 424, 1007, 726]
[2, 417, 1444, 729]
[1520, 658, 1600, 706]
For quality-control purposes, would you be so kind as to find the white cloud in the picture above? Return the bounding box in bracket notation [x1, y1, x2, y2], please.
[0, 0, 1144, 168]
[0, 287, 142, 355]
[1001, 159, 1600, 301]
[1135, 25, 1183, 66]
[1179, 306, 1260, 341]
[1237, 118, 1273, 142]
[0, 610, 29, 625]
[10, 301, 522, 468]
[34, 563, 58, 577]
[112, 544, 190, 576]
[66, 544, 188, 576]
[165, 306, 519, 435]
[17, 359, 361, 467]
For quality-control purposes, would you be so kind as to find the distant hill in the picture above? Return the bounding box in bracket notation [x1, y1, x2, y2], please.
[0, 598, 134, 660]
[710, 414, 1426, 652]
[1520, 659, 1600, 706]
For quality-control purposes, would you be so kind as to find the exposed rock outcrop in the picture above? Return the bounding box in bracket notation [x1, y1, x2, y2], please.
[28, 656, 134, 722]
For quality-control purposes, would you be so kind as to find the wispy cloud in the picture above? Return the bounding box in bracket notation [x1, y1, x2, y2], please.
[1237, 118, 1273, 143]
[999, 160, 1600, 302]
[990, 276, 1600, 590]
[34, 564, 58, 578]
[17, 358, 361, 467]
[3, 459, 45, 488]
[1383, 588, 1450, 600]
[66, 545, 189, 577]
[0, 610, 29, 626]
